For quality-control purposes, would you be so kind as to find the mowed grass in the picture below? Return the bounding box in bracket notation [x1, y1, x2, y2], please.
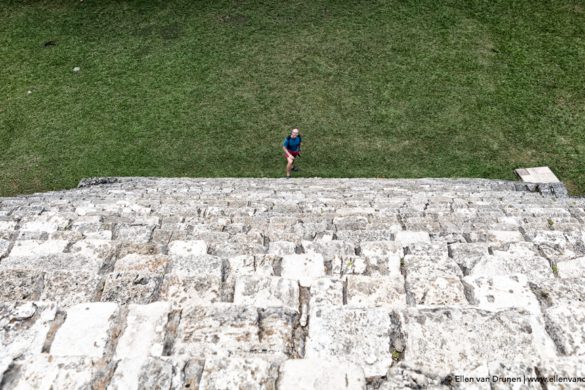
[1, 0, 585, 196]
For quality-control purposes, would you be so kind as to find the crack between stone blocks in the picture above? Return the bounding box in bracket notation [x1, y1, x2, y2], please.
[42, 310, 67, 353]
[534, 366, 549, 390]
[342, 277, 348, 305]
[0, 360, 21, 389]
[91, 305, 129, 390]
[162, 309, 182, 356]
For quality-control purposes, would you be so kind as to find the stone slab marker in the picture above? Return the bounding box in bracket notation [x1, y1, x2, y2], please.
[515, 166, 560, 183]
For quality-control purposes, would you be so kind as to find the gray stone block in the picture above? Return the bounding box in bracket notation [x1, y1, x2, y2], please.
[305, 306, 396, 377]
[101, 272, 162, 305]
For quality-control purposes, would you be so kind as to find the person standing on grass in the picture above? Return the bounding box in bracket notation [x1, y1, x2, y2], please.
[282, 128, 302, 178]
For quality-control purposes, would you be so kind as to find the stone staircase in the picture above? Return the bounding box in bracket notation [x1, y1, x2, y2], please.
[0, 177, 584, 389]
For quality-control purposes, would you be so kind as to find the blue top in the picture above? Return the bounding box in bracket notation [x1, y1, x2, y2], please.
[283, 136, 301, 152]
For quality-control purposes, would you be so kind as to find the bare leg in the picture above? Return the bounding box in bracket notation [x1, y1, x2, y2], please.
[286, 156, 295, 177]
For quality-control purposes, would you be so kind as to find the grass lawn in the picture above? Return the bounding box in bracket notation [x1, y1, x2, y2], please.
[1, 0, 585, 196]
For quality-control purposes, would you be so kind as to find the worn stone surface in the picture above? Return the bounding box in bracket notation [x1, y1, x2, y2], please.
[463, 274, 542, 314]
[278, 359, 366, 390]
[0, 269, 44, 301]
[173, 304, 260, 356]
[51, 302, 119, 357]
[346, 275, 406, 309]
[0, 302, 57, 360]
[306, 306, 395, 377]
[101, 272, 162, 304]
[473, 243, 553, 280]
[41, 270, 102, 306]
[309, 277, 344, 307]
[1, 177, 585, 386]
[399, 307, 558, 376]
[557, 256, 585, 278]
[1, 356, 97, 390]
[234, 275, 299, 311]
[281, 253, 325, 287]
[404, 255, 466, 305]
[159, 274, 221, 308]
[115, 302, 170, 358]
[109, 357, 173, 390]
[543, 302, 585, 356]
[199, 357, 279, 390]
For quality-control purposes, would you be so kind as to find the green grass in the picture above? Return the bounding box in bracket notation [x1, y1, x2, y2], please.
[1, 0, 585, 196]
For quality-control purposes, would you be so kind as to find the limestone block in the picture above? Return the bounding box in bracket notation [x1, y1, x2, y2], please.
[160, 274, 222, 308]
[8, 239, 68, 257]
[101, 272, 162, 305]
[258, 307, 297, 355]
[0, 220, 17, 231]
[305, 306, 395, 377]
[174, 304, 260, 356]
[333, 256, 368, 276]
[1, 252, 104, 273]
[268, 241, 296, 256]
[404, 255, 465, 305]
[0, 302, 57, 359]
[255, 254, 280, 276]
[226, 255, 255, 277]
[382, 362, 489, 390]
[41, 271, 102, 306]
[0, 270, 44, 301]
[234, 275, 299, 311]
[346, 275, 406, 309]
[487, 361, 539, 390]
[167, 254, 223, 278]
[114, 254, 169, 274]
[278, 359, 366, 390]
[360, 241, 402, 276]
[448, 243, 489, 274]
[399, 307, 558, 376]
[536, 357, 585, 390]
[115, 224, 153, 243]
[168, 240, 208, 258]
[109, 357, 173, 390]
[557, 256, 585, 278]
[301, 240, 356, 260]
[526, 230, 577, 261]
[529, 278, 585, 308]
[336, 207, 375, 216]
[0, 356, 97, 390]
[199, 357, 279, 390]
[0, 239, 10, 258]
[395, 231, 431, 246]
[115, 302, 170, 358]
[281, 253, 325, 287]
[487, 230, 525, 242]
[404, 242, 448, 259]
[333, 216, 368, 230]
[470, 253, 553, 281]
[335, 230, 395, 243]
[20, 214, 69, 232]
[543, 303, 585, 356]
[464, 275, 541, 314]
[69, 239, 115, 260]
[51, 302, 119, 357]
[309, 278, 344, 308]
[407, 275, 467, 306]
